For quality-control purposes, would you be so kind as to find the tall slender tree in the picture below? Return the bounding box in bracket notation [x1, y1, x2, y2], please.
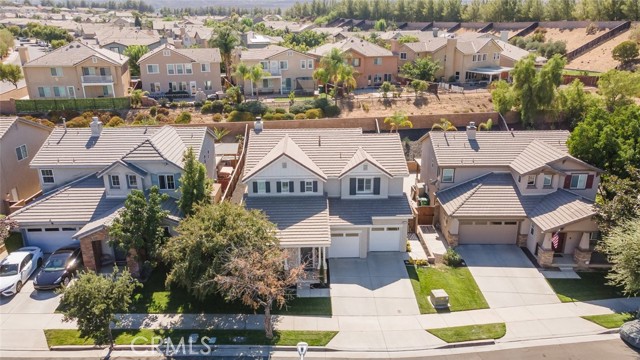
[209, 27, 239, 82]
[178, 147, 212, 217]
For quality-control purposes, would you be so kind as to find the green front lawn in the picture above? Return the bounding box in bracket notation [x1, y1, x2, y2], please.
[130, 267, 331, 316]
[44, 329, 337, 347]
[582, 313, 636, 329]
[546, 272, 624, 302]
[427, 323, 506, 343]
[407, 265, 489, 314]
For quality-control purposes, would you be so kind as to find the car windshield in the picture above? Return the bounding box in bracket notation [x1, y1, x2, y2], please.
[0, 264, 19, 277]
[43, 254, 69, 272]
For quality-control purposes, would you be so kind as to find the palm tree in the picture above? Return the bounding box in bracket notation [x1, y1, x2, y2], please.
[248, 65, 270, 99]
[129, 89, 148, 108]
[338, 64, 358, 97]
[213, 127, 230, 141]
[384, 112, 413, 133]
[431, 118, 458, 131]
[234, 62, 251, 99]
[478, 119, 493, 131]
[320, 48, 346, 96]
[208, 26, 239, 84]
[313, 68, 330, 96]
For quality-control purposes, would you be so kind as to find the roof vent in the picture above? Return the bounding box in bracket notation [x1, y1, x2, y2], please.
[254, 116, 263, 133]
[466, 122, 477, 140]
[90, 116, 103, 137]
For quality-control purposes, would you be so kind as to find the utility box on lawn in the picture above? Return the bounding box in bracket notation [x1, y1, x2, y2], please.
[430, 289, 449, 309]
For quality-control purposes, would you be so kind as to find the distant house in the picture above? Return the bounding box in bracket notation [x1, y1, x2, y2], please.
[21, 42, 130, 99]
[241, 31, 284, 49]
[96, 28, 164, 54]
[0, 117, 52, 215]
[419, 125, 603, 268]
[235, 45, 317, 95]
[137, 44, 223, 97]
[10, 119, 217, 271]
[308, 37, 398, 88]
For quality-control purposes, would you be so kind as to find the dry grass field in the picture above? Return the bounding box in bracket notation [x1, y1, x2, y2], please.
[537, 27, 607, 52]
[567, 28, 636, 72]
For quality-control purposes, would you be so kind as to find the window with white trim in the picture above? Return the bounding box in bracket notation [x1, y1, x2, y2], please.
[352, 58, 360, 67]
[38, 87, 51, 98]
[482, 54, 487, 61]
[176, 64, 184, 74]
[356, 178, 373, 193]
[300, 60, 306, 69]
[150, 82, 161, 93]
[50, 67, 63, 77]
[307, 59, 314, 69]
[260, 61, 269, 70]
[179, 82, 187, 91]
[53, 86, 66, 97]
[589, 231, 601, 250]
[305, 181, 314, 192]
[400, 52, 407, 60]
[281, 181, 290, 192]
[147, 64, 159, 74]
[127, 175, 137, 188]
[373, 57, 382, 65]
[109, 175, 121, 189]
[41, 169, 54, 184]
[494, 52, 500, 60]
[92, 56, 97, 63]
[527, 175, 536, 187]
[256, 180, 267, 193]
[15, 144, 27, 161]
[441, 168, 454, 183]
[279, 60, 288, 70]
[201, 63, 210, 72]
[543, 174, 553, 187]
[185, 63, 193, 74]
[570, 174, 588, 189]
[530, 224, 535, 235]
[204, 80, 212, 90]
[163, 49, 171, 56]
[167, 64, 175, 75]
[159, 175, 175, 190]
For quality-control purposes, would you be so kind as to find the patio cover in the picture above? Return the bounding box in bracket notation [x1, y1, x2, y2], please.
[467, 66, 513, 75]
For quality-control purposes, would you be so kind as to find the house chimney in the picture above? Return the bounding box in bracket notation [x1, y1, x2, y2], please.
[432, 27, 439, 38]
[466, 122, 477, 140]
[18, 46, 30, 65]
[254, 116, 263, 133]
[90, 116, 103, 137]
[501, 30, 509, 42]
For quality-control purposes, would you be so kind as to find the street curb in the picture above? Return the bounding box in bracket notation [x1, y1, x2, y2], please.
[435, 339, 495, 349]
[50, 344, 331, 352]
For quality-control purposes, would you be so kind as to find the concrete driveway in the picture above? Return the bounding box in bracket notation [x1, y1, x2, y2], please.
[457, 245, 560, 308]
[0, 273, 65, 350]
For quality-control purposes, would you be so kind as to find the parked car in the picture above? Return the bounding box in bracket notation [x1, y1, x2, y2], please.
[34, 244, 83, 290]
[0, 247, 44, 296]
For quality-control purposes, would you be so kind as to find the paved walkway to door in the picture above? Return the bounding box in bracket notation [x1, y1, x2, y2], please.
[457, 245, 560, 308]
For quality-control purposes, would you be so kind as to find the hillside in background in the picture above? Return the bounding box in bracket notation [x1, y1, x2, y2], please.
[149, 0, 306, 9]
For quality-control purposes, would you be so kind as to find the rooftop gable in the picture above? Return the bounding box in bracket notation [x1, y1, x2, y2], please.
[338, 147, 393, 179]
[23, 41, 128, 67]
[0, 117, 52, 140]
[308, 37, 393, 58]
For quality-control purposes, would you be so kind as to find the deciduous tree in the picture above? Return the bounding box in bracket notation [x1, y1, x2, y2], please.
[597, 70, 640, 111]
[612, 40, 639, 65]
[598, 218, 640, 296]
[400, 57, 441, 81]
[0, 64, 24, 89]
[0, 215, 18, 244]
[596, 168, 640, 234]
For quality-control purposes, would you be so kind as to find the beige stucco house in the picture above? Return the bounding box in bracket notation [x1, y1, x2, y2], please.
[397, 36, 516, 83]
[137, 44, 222, 97]
[0, 117, 52, 215]
[21, 42, 130, 99]
[235, 45, 317, 95]
[419, 125, 603, 268]
[308, 37, 398, 89]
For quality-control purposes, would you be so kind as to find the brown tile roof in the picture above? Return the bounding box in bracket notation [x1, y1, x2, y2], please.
[23, 41, 128, 67]
[137, 44, 221, 64]
[308, 37, 393, 57]
[239, 45, 291, 61]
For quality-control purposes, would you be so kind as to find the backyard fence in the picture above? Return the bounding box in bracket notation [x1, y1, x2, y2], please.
[15, 97, 130, 114]
[565, 21, 631, 61]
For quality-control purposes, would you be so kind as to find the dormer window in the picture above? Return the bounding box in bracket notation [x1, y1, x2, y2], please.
[356, 178, 373, 193]
[127, 175, 138, 188]
[543, 174, 553, 187]
[527, 175, 536, 187]
[109, 175, 121, 189]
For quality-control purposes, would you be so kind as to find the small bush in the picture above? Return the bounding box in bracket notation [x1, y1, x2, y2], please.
[155, 114, 170, 123]
[149, 106, 158, 117]
[305, 108, 324, 119]
[157, 107, 170, 116]
[223, 104, 234, 114]
[106, 116, 124, 127]
[81, 111, 95, 119]
[407, 258, 429, 267]
[201, 101, 214, 114]
[406, 240, 412, 252]
[134, 112, 150, 123]
[175, 111, 192, 124]
[324, 104, 340, 117]
[211, 100, 225, 113]
[132, 113, 155, 125]
[586, 22, 598, 35]
[66, 116, 91, 128]
[289, 103, 307, 114]
[362, 103, 370, 113]
[178, 101, 189, 108]
[158, 98, 169, 107]
[212, 113, 224, 122]
[236, 101, 268, 116]
[227, 110, 255, 122]
[294, 113, 307, 120]
[275, 107, 286, 114]
[169, 102, 178, 108]
[443, 248, 463, 267]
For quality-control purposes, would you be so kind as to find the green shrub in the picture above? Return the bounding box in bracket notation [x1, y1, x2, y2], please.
[275, 107, 286, 114]
[324, 104, 341, 117]
[157, 107, 170, 116]
[132, 113, 155, 125]
[236, 101, 268, 116]
[158, 98, 169, 107]
[178, 101, 189, 108]
[201, 101, 214, 114]
[227, 110, 255, 122]
[407, 258, 429, 267]
[106, 116, 124, 127]
[81, 111, 95, 119]
[283, 113, 295, 120]
[175, 111, 192, 124]
[212, 113, 224, 122]
[155, 114, 170, 123]
[223, 104, 234, 114]
[443, 248, 463, 267]
[294, 113, 307, 120]
[149, 106, 157, 116]
[169, 102, 178, 108]
[66, 116, 91, 128]
[305, 108, 324, 119]
[211, 100, 225, 113]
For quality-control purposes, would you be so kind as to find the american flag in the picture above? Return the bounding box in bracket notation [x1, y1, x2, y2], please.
[551, 231, 560, 249]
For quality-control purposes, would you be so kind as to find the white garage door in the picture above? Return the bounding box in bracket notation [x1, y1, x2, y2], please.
[458, 220, 518, 245]
[24, 227, 79, 253]
[328, 233, 360, 258]
[369, 226, 402, 252]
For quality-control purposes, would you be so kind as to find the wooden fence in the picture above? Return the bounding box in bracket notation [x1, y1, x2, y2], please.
[221, 124, 249, 202]
[566, 21, 631, 61]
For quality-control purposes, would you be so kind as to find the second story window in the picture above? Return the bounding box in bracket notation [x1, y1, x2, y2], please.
[163, 49, 171, 56]
[543, 174, 553, 187]
[185, 63, 193, 74]
[261, 61, 269, 70]
[279, 60, 288, 70]
[201, 63, 210, 72]
[15, 144, 28, 161]
[110, 175, 121, 189]
[441, 168, 454, 183]
[167, 64, 175, 75]
[300, 60, 306, 69]
[494, 53, 501, 60]
[374, 57, 382, 65]
[570, 174, 588, 190]
[176, 64, 185, 75]
[127, 175, 138, 188]
[41, 169, 54, 184]
[159, 175, 175, 190]
[307, 59, 314, 69]
[352, 58, 361, 67]
[50, 67, 63, 77]
[400, 52, 407, 60]
[253, 180, 270, 194]
[527, 175, 536, 187]
[147, 64, 159, 74]
[357, 178, 372, 193]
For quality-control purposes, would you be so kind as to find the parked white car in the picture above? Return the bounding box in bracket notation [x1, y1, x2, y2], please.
[0, 247, 44, 296]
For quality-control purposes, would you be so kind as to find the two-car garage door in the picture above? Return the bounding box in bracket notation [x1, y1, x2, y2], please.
[329, 226, 404, 258]
[458, 220, 518, 245]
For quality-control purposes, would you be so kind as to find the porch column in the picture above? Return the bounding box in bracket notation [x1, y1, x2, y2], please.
[573, 232, 593, 268]
[110, 84, 115, 98]
[81, 85, 86, 99]
[536, 232, 554, 267]
[489, 74, 493, 83]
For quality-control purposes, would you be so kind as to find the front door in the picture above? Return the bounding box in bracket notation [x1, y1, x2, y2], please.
[67, 86, 76, 98]
[190, 81, 197, 96]
[552, 233, 566, 253]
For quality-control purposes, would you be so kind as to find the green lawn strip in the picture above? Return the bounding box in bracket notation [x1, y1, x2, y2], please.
[128, 268, 331, 316]
[407, 265, 489, 314]
[44, 329, 337, 347]
[562, 69, 602, 76]
[546, 272, 624, 302]
[427, 323, 506, 343]
[581, 313, 636, 329]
